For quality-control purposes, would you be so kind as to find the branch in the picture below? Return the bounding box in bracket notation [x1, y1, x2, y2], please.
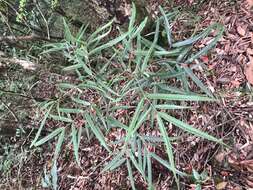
[0, 57, 38, 70]
[0, 33, 49, 43]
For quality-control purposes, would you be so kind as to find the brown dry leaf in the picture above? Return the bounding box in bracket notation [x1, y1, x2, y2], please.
[216, 181, 228, 190]
[247, 0, 253, 8]
[245, 56, 253, 85]
[231, 79, 241, 88]
[228, 154, 241, 170]
[215, 152, 226, 163]
[247, 48, 253, 55]
[244, 120, 253, 141]
[240, 159, 253, 172]
[248, 165, 253, 172]
[246, 122, 253, 142]
[237, 25, 246, 36]
[246, 178, 253, 188]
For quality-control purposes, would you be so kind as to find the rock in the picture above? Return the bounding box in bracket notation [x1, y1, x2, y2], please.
[49, 0, 131, 37]
[4, 0, 152, 38]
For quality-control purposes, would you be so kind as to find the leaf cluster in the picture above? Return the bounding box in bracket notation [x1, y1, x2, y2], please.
[33, 4, 225, 189]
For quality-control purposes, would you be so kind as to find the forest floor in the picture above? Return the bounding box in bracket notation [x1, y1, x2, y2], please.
[0, 0, 253, 189]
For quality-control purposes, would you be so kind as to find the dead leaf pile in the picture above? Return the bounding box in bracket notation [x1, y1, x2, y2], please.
[180, 0, 253, 189]
[246, 0, 253, 8]
[198, 0, 253, 89]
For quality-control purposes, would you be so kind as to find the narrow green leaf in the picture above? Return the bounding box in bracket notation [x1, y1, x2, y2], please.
[62, 64, 83, 71]
[50, 115, 74, 123]
[93, 106, 108, 130]
[110, 105, 133, 111]
[53, 129, 65, 161]
[76, 24, 89, 43]
[141, 20, 160, 72]
[172, 24, 213, 47]
[107, 117, 128, 130]
[42, 42, 67, 54]
[193, 169, 200, 181]
[71, 126, 80, 166]
[137, 139, 142, 167]
[63, 18, 75, 43]
[131, 17, 148, 38]
[127, 159, 136, 190]
[147, 93, 215, 101]
[140, 135, 181, 143]
[89, 32, 130, 55]
[129, 98, 145, 130]
[134, 34, 142, 72]
[131, 107, 151, 134]
[87, 19, 114, 44]
[71, 55, 92, 76]
[155, 104, 191, 110]
[159, 112, 224, 144]
[154, 84, 187, 94]
[51, 161, 58, 190]
[159, 6, 172, 47]
[128, 3, 136, 31]
[129, 151, 145, 178]
[186, 24, 224, 63]
[59, 108, 84, 114]
[71, 97, 91, 106]
[147, 151, 153, 189]
[141, 37, 166, 51]
[157, 113, 178, 186]
[88, 26, 112, 46]
[110, 157, 126, 171]
[176, 46, 191, 63]
[58, 83, 78, 90]
[143, 148, 147, 175]
[150, 153, 188, 176]
[184, 67, 213, 97]
[154, 48, 182, 57]
[77, 125, 82, 146]
[31, 104, 54, 147]
[102, 151, 125, 172]
[97, 79, 119, 96]
[125, 99, 145, 142]
[34, 128, 64, 147]
[84, 113, 110, 152]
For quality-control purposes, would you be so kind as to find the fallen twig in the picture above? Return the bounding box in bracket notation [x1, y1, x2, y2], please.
[0, 57, 38, 70]
[0, 33, 49, 43]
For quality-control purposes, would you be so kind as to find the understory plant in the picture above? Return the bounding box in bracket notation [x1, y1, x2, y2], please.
[32, 4, 225, 189]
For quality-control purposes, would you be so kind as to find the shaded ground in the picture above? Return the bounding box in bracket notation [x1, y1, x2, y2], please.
[0, 0, 253, 189]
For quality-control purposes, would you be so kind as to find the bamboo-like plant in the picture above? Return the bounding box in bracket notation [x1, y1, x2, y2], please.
[33, 3, 225, 189]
